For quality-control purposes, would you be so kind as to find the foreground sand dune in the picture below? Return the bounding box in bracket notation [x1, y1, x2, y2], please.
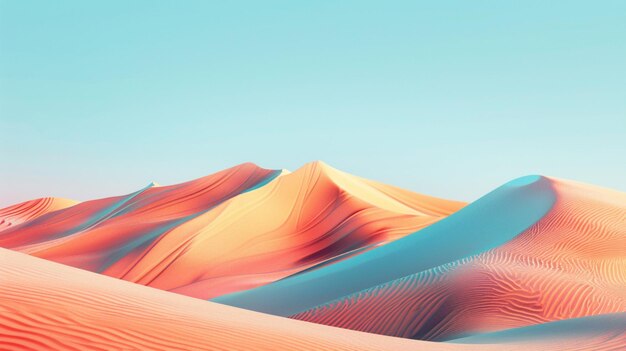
[2, 248, 625, 351]
[0, 161, 464, 299]
[1, 248, 625, 351]
[0, 248, 449, 351]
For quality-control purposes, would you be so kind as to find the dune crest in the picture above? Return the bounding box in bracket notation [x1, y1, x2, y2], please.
[214, 175, 556, 315]
[288, 177, 626, 340]
[0, 161, 464, 299]
[0, 197, 78, 232]
[3, 163, 624, 350]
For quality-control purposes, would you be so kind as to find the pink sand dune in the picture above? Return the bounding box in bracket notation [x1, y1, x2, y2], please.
[291, 177, 626, 340]
[0, 162, 464, 299]
[2, 248, 624, 351]
[0, 197, 77, 232]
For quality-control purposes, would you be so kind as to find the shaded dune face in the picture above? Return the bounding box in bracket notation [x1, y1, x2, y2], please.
[4, 163, 624, 350]
[1, 248, 625, 351]
[213, 175, 556, 315]
[0, 197, 78, 232]
[290, 178, 626, 340]
[0, 163, 279, 272]
[0, 161, 464, 299]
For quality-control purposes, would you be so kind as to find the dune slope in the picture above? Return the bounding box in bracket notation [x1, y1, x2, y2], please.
[214, 175, 555, 315]
[1, 248, 624, 351]
[451, 313, 626, 346]
[0, 197, 78, 232]
[0, 161, 464, 299]
[288, 177, 626, 340]
[0, 247, 427, 351]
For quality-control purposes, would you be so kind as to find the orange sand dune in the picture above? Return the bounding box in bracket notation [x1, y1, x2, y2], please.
[0, 247, 444, 351]
[0, 161, 465, 299]
[0, 197, 78, 232]
[0, 163, 276, 250]
[1, 248, 624, 351]
[291, 177, 626, 340]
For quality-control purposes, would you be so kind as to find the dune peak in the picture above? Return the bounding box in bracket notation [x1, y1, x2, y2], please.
[505, 175, 545, 187]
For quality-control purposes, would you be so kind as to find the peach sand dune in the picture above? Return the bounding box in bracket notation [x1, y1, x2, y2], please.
[1, 248, 625, 351]
[286, 177, 626, 340]
[0, 162, 464, 299]
[1, 161, 625, 350]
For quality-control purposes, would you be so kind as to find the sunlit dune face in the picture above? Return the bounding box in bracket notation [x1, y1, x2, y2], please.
[0, 162, 464, 299]
[2, 163, 624, 349]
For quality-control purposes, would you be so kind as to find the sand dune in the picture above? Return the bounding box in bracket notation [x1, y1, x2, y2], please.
[452, 312, 626, 346]
[1, 248, 624, 351]
[0, 161, 464, 299]
[0, 163, 278, 250]
[2, 163, 624, 350]
[214, 175, 556, 315]
[0, 197, 78, 232]
[285, 177, 626, 340]
[0, 247, 430, 351]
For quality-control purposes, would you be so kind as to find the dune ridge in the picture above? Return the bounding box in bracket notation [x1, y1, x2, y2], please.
[2, 163, 624, 350]
[288, 177, 626, 340]
[213, 175, 556, 315]
[0, 197, 78, 232]
[0, 161, 464, 299]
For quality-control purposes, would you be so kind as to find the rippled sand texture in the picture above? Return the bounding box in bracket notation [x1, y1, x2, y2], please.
[1, 248, 624, 351]
[0, 248, 435, 351]
[1, 163, 625, 350]
[0, 197, 78, 232]
[0, 161, 464, 299]
[289, 177, 626, 340]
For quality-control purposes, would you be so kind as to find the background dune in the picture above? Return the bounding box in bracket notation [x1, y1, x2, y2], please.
[0, 161, 464, 299]
[286, 177, 626, 340]
[214, 175, 556, 314]
[0, 197, 78, 232]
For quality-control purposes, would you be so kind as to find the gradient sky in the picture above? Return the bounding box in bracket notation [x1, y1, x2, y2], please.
[1, 1, 625, 207]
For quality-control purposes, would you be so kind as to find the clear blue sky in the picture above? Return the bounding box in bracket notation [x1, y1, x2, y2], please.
[1, 1, 625, 206]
